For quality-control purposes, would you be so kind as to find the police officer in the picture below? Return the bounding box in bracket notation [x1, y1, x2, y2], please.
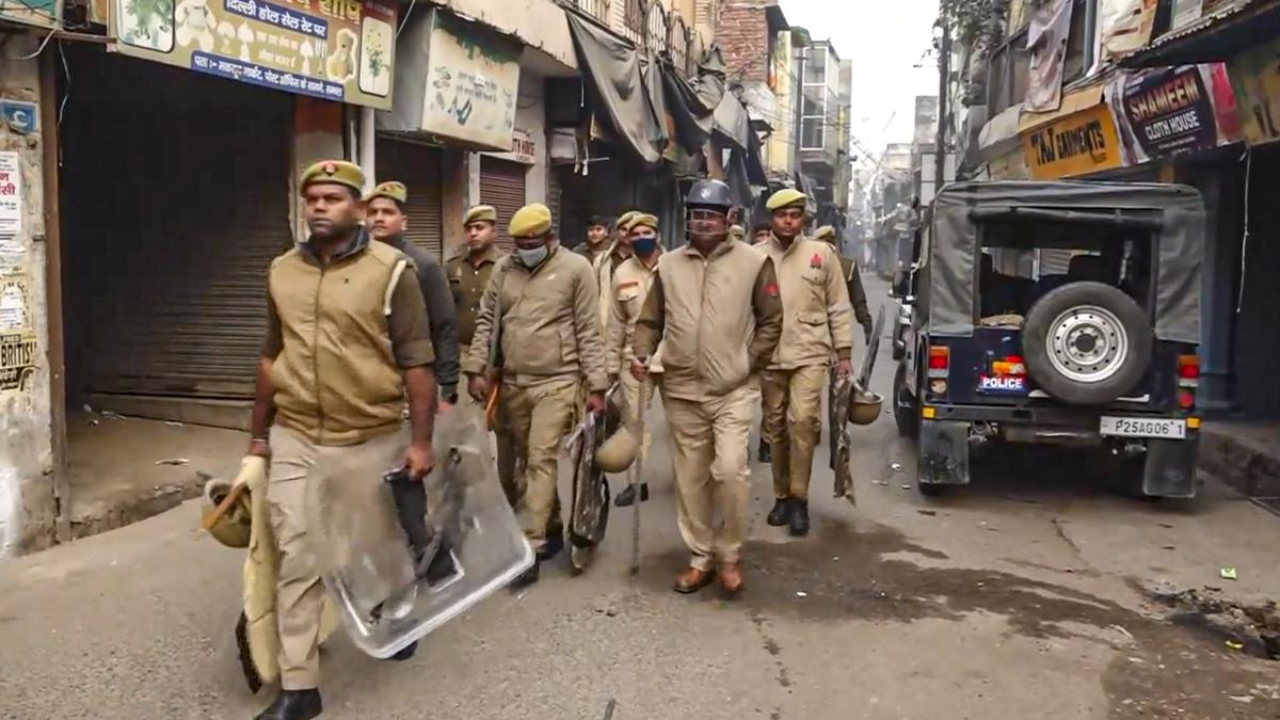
[464, 204, 609, 588]
[815, 224, 873, 343]
[633, 180, 783, 596]
[576, 214, 614, 267]
[365, 181, 460, 404]
[755, 190, 855, 537]
[446, 205, 517, 503]
[250, 160, 437, 720]
[605, 213, 664, 507]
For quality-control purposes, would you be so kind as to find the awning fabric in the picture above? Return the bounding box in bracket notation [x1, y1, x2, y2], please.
[567, 14, 667, 165]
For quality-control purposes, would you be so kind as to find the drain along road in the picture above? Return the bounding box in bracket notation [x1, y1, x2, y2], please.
[2, 279, 1278, 720]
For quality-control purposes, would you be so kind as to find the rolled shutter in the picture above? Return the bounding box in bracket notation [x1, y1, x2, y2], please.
[62, 51, 292, 400]
[376, 137, 444, 259]
[480, 157, 528, 251]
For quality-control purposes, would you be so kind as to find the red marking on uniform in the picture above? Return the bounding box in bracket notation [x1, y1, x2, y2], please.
[810, 253, 823, 269]
[765, 282, 780, 297]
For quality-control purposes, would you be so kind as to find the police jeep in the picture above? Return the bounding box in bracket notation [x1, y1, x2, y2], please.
[893, 181, 1206, 498]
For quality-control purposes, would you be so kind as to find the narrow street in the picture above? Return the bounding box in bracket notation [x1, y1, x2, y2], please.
[2, 278, 1277, 720]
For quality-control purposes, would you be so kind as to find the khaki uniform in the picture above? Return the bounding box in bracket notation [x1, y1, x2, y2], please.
[754, 234, 854, 500]
[605, 252, 662, 478]
[446, 244, 507, 351]
[446, 243, 516, 501]
[634, 241, 783, 570]
[463, 247, 608, 551]
[263, 232, 434, 689]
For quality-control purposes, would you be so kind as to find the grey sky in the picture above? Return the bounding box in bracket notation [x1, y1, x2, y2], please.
[779, 0, 940, 161]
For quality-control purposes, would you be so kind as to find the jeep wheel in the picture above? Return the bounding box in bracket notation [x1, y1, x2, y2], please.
[1022, 282, 1152, 406]
[893, 364, 918, 439]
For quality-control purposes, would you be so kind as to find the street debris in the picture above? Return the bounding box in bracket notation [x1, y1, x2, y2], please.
[1220, 567, 1238, 581]
[916, 509, 937, 516]
[890, 463, 902, 471]
[602, 698, 617, 720]
[873, 480, 889, 486]
[900, 484, 911, 490]
[155, 458, 190, 466]
[1145, 585, 1280, 660]
[165, 421, 184, 427]
[796, 591, 808, 598]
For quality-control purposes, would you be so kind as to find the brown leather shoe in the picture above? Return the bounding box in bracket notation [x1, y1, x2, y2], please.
[719, 561, 745, 597]
[673, 566, 716, 594]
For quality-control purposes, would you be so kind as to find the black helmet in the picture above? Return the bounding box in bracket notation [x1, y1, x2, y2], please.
[685, 179, 734, 211]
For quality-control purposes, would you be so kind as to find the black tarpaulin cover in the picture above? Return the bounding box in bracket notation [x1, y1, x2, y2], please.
[662, 47, 727, 153]
[567, 14, 666, 166]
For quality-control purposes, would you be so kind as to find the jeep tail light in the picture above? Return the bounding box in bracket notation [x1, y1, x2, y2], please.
[993, 354, 1026, 377]
[1179, 390, 1195, 410]
[927, 345, 950, 379]
[1178, 354, 1200, 388]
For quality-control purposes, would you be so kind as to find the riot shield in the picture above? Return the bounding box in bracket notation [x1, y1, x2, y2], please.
[564, 387, 621, 572]
[316, 407, 534, 659]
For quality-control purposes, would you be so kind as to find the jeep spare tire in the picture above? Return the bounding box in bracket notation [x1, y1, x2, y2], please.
[1022, 281, 1152, 406]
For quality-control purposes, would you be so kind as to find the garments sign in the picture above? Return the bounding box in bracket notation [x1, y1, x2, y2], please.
[0, 153, 23, 236]
[414, 10, 521, 151]
[1229, 38, 1280, 147]
[110, 0, 398, 110]
[1023, 104, 1125, 179]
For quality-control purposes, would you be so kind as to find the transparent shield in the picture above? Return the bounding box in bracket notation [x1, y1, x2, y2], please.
[317, 407, 534, 659]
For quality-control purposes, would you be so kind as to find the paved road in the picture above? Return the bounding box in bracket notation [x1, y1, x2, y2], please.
[3, 277, 1279, 720]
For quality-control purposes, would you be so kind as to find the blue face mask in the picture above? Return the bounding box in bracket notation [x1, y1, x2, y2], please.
[631, 236, 658, 256]
[516, 245, 549, 268]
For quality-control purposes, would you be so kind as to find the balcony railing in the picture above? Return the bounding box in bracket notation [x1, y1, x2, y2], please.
[561, 0, 704, 77]
[565, 0, 611, 24]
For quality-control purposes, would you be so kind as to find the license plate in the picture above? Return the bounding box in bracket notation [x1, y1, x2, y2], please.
[1100, 416, 1186, 439]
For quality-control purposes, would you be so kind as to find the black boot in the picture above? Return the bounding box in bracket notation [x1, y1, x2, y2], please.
[615, 483, 649, 507]
[758, 440, 772, 463]
[537, 532, 564, 562]
[388, 641, 418, 662]
[788, 499, 810, 537]
[767, 498, 790, 527]
[255, 689, 323, 720]
[511, 560, 541, 590]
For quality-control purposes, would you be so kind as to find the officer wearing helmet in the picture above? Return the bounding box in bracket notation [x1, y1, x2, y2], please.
[632, 179, 784, 597]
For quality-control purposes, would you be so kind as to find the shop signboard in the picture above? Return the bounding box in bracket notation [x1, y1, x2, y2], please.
[414, 11, 521, 151]
[1023, 104, 1125, 179]
[1, 0, 61, 30]
[1229, 37, 1280, 146]
[109, 0, 398, 110]
[1108, 64, 1240, 163]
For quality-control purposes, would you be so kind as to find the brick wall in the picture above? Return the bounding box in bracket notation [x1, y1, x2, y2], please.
[717, 1, 769, 84]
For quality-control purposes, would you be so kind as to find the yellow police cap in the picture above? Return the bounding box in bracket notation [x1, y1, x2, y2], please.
[465, 205, 498, 225]
[814, 225, 836, 241]
[509, 203, 553, 238]
[628, 213, 659, 232]
[616, 210, 640, 232]
[301, 160, 365, 194]
[365, 180, 407, 204]
[766, 188, 808, 211]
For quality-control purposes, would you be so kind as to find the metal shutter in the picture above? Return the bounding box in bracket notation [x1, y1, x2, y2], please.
[480, 157, 528, 251]
[375, 137, 444, 259]
[62, 51, 292, 400]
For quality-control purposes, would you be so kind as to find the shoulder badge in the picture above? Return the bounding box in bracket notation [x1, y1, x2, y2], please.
[765, 281, 780, 298]
[810, 252, 823, 269]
